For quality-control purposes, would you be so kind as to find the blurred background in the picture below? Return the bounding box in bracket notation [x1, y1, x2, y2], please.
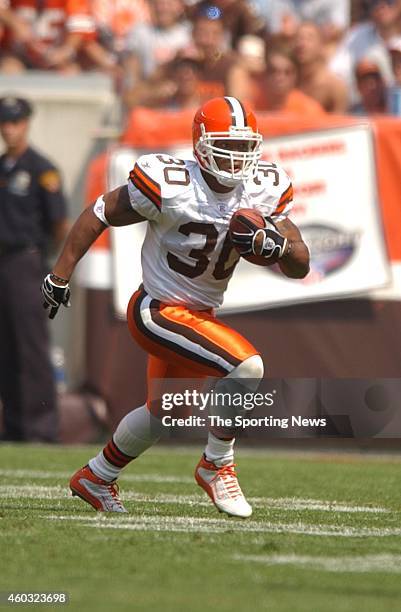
[0, 0, 400, 444]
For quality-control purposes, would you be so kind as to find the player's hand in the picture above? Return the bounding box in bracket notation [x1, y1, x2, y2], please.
[41, 274, 71, 319]
[230, 216, 288, 259]
[252, 219, 288, 259]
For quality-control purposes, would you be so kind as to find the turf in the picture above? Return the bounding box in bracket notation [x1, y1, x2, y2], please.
[0, 444, 401, 612]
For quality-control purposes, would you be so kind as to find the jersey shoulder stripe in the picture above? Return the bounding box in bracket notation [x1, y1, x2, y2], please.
[271, 183, 293, 217]
[135, 162, 161, 196]
[129, 163, 162, 210]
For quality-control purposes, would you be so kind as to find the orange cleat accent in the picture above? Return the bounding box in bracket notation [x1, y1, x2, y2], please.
[69, 465, 127, 513]
[194, 454, 252, 518]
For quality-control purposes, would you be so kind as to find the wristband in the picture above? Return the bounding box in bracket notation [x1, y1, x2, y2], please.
[50, 273, 69, 285]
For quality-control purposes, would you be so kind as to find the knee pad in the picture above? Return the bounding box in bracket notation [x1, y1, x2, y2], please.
[228, 354, 264, 381]
[209, 355, 264, 437]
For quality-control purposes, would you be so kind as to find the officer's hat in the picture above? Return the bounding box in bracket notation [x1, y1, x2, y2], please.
[0, 96, 33, 122]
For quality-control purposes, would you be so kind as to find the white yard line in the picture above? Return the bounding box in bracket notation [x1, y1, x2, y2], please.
[0, 469, 393, 513]
[0, 484, 390, 514]
[42, 514, 401, 538]
[0, 485, 208, 506]
[249, 497, 388, 514]
[0, 469, 192, 484]
[233, 554, 401, 574]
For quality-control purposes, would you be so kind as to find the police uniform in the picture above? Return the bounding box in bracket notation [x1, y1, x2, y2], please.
[0, 97, 67, 441]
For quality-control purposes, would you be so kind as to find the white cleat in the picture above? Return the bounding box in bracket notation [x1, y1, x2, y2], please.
[195, 454, 252, 518]
[70, 465, 128, 513]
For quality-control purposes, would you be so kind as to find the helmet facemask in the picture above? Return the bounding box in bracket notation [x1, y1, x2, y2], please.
[195, 123, 263, 187]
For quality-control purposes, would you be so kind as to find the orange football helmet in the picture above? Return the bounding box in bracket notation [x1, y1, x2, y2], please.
[192, 96, 263, 187]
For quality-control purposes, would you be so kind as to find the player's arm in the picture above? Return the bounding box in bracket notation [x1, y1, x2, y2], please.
[233, 214, 310, 279]
[53, 184, 144, 279]
[274, 218, 310, 279]
[242, 166, 309, 278]
[41, 185, 146, 318]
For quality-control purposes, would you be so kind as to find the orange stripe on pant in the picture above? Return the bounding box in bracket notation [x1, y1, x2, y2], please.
[127, 287, 259, 416]
[127, 287, 258, 377]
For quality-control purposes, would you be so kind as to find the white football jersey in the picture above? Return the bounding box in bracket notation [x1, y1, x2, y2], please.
[127, 153, 293, 309]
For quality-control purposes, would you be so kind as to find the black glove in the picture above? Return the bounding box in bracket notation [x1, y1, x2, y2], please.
[231, 216, 288, 259]
[41, 274, 71, 319]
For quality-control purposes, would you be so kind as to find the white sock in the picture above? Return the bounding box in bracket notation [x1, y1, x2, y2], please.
[203, 356, 264, 467]
[113, 403, 163, 456]
[205, 432, 235, 466]
[89, 404, 163, 481]
[89, 449, 121, 482]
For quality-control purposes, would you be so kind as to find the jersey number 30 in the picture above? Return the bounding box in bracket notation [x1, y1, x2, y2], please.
[167, 222, 237, 280]
[156, 156, 238, 281]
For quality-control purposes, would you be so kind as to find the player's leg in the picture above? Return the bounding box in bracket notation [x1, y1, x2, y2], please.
[195, 354, 264, 518]
[70, 287, 263, 515]
[127, 286, 260, 377]
[69, 356, 199, 512]
[69, 405, 158, 512]
[128, 286, 263, 517]
[88, 355, 200, 479]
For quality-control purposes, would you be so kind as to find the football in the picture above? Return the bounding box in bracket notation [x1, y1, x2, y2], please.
[229, 208, 280, 267]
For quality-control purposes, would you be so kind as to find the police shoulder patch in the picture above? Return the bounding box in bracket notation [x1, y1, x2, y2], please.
[38, 169, 61, 193]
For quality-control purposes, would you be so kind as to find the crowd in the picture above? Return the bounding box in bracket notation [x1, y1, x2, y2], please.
[1, 0, 401, 115]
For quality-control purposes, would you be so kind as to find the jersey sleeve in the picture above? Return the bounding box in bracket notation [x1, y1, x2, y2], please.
[127, 154, 163, 221]
[127, 153, 190, 221]
[251, 163, 294, 223]
[270, 180, 294, 222]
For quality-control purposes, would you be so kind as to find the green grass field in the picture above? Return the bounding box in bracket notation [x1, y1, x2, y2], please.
[1, 444, 401, 612]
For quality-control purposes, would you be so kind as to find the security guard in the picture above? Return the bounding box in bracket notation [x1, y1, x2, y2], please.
[0, 96, 68, 441]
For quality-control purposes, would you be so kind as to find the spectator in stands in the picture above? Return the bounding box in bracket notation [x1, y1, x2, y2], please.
[351, 0, 370, 24]
[293, 22, 349, 112]
[349, 58, 388, 114]
[178, 4, 249, 100]
[82, 0, 150, 77]
[0, 0, 96, 73]
[330, 0, 401, 100]
[237, 33, 266, 74]
[252, 0, 350, 56]
[92, 0, 149, 56]
[123, 4, 247, 108]
[123, 0, 191, 93]
[248, 44, 326, 114]
[0, 4, 34, 73]
[236, 33, 266, 103]
[122, 56, 203, 109]
[165, 57, 203, 108]
[251, 0, 298, 45]
[187, 0, 265, 49]
[388, 36, 401, 85]
[385, 36, 401, 114]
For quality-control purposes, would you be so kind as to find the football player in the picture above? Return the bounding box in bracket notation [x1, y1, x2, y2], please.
[41, 97, 309, 517]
